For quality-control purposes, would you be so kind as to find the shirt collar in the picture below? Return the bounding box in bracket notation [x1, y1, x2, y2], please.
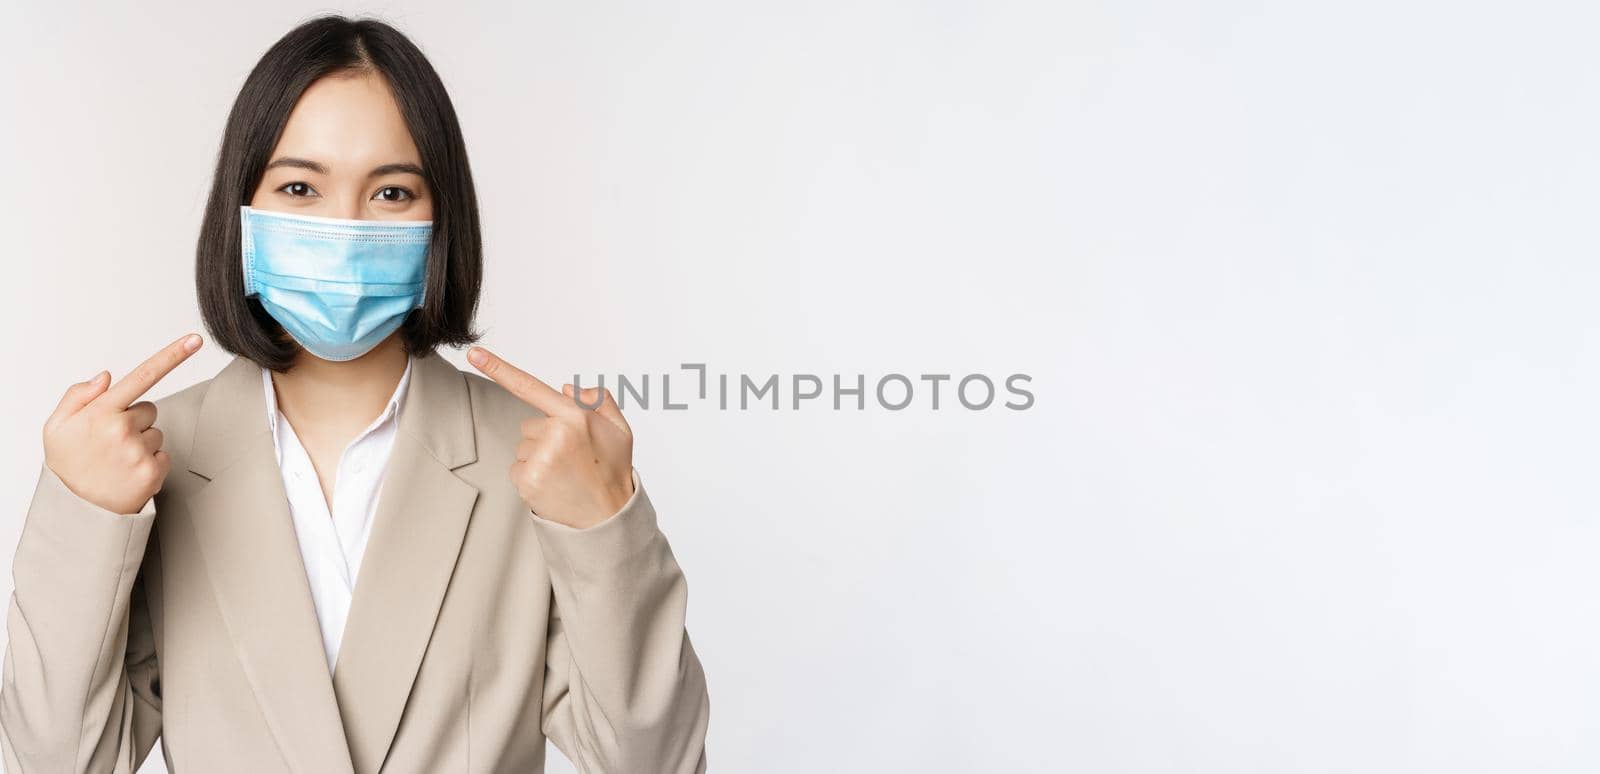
[261, 355, 415, 439]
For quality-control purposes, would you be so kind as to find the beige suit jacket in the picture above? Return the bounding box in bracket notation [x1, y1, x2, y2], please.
[0, 351, 710, 773]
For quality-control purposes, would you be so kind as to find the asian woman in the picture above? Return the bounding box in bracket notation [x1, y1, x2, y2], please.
[0, 15, 709, 774]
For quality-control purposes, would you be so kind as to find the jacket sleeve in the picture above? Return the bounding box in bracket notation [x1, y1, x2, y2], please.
[0, 464, 163, 773]
[535, 469, 710, 773]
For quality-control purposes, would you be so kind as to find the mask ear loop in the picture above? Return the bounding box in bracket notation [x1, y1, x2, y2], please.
[240, 206, 260, 297]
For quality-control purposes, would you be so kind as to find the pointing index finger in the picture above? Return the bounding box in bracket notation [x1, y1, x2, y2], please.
[467, 347, 569, 415]
[96, 333, 203, 410]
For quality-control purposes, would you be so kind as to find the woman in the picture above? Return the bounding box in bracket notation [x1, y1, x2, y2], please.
[0, 16, 709, 774]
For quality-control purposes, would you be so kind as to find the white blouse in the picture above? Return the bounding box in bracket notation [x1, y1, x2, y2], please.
[260, 357, 413, 672]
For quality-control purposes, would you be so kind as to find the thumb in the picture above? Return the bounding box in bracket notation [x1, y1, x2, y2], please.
[51, 371, 109, 423]
[568, 384, 630, 435]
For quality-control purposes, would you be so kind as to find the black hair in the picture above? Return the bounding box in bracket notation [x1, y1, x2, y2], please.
[195, 15, 482, 372]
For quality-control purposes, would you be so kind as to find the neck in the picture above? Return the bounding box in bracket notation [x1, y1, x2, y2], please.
[269, 333, 409, 435]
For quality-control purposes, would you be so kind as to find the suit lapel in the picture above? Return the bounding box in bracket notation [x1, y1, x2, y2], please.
[185, 356, 356, 774]
[331, 351, 480, 774]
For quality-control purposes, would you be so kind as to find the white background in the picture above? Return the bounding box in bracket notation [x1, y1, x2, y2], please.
[2, 1, 1597, 772]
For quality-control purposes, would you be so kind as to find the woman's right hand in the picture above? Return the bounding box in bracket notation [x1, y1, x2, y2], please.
[43, 333, 204, 515]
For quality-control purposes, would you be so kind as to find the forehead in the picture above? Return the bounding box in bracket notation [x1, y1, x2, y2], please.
[270, 70, 420, 168]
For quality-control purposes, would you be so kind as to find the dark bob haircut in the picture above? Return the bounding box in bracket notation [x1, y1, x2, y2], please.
[196, 15, 482, 372]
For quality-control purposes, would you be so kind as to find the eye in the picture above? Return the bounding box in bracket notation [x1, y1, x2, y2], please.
[373, 186, 415, 202]
[277, 182, 318, 198]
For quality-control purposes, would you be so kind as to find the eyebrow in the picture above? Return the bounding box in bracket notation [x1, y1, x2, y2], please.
[262, 157, 425, 178]
[263, 157, 327, 174]
[368, 162, 425, 178]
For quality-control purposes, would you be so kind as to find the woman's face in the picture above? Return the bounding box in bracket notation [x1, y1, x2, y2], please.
[249, 70, 432, 221]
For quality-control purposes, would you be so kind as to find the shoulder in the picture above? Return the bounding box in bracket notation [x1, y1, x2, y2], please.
[151, 375, 214, 439]
[462, 370, 542, 450]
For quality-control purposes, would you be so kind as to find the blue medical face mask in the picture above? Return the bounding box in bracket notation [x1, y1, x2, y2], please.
[240, 206, 431, 362]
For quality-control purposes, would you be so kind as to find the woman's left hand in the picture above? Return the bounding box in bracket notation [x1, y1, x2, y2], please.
[467, 346, 635, 529]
